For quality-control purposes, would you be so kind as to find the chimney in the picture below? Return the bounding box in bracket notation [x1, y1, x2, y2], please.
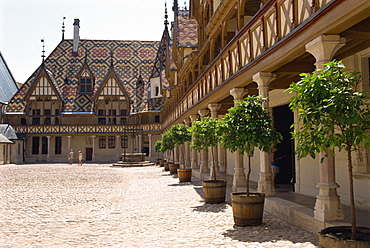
[73, 19, 80, 55]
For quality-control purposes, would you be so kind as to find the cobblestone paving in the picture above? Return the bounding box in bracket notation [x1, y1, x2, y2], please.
[0, 163, 319, 247]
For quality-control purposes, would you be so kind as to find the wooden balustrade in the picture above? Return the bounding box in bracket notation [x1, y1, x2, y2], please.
[163, 0, 331, 127]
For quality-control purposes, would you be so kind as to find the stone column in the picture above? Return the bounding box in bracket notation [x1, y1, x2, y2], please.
[116, 135, 120, 158]
[91, 135, 96, 160]
[306, 34, 345, 222]
[138, 135, 142, 153]
[67, 135, 72, 152]
[184, 118, 191, 168]
[190, 114, 199, 169]
[46, 136, 51, 158]
[198, 109, 210, 177]
[148, 134, 152, 158]
[218, 114, 227, 173]
[208, 102, 221, 180]
[253, 71, 276, 197]
[230, 87, 247, 192]
[173, 142, 178, 164]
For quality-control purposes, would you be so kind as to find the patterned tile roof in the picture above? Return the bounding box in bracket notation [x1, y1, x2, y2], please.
[176, 10, 198, 48]
[149, 27, 172, 93]
[6, 40, 159, 113]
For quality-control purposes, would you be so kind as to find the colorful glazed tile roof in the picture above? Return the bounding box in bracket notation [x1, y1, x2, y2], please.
[176, 10, 198, 48]
[6, 39, 159, 113]
[149, 27, 172, 92]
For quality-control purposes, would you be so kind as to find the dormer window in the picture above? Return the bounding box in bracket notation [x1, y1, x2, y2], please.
[79, 70, 93, 94]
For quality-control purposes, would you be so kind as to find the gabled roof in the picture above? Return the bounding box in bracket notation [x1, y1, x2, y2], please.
[0, 52, 19, 104]
[6, 40, 159, 113]
[0, 124, 18, 143]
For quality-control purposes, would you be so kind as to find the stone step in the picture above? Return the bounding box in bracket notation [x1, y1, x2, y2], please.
[111, 161, 155, 167]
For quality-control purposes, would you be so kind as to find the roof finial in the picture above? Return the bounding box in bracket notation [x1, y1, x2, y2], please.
[62, 16, 66, 40]
[41, 38, 45, 62]
[164, 1, 169, 27]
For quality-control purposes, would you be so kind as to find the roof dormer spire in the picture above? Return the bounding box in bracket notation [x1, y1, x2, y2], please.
[164, 1, 169, 28]
[41, 38, 45, 63]
[62, 16, 66, 41]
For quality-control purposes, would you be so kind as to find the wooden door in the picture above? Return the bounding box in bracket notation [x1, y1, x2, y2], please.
[86, 148, 93, 161]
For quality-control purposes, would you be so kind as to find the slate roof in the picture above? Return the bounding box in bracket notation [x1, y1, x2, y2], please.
[6, 40, 159, 114]
[0, 124, 18, 143]
[0, 52, 19, 104]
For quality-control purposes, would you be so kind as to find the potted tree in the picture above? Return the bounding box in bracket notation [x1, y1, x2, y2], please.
[154, 140, 164, 167]
[222, 96, 282, 226]
[164, 127, 180, 174]
[170, 124, 192, 182]
[287, 60, 370, 246]
[190, 116, 226, 203]
[161, 131, 175, 171]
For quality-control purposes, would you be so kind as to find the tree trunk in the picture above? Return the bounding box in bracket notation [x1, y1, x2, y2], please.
[210, 146, 217, 181]
[347, 145, 357, 240]
[247, 155, 251, 195]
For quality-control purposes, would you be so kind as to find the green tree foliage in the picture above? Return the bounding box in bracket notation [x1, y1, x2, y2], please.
[222, 96, 282, 194]
[287, 60, 370, 240]
[154, 140, 163, 153]
[190, 117, 223, 180]
[161, 131, 175, 159]
[170, 124, 191, 146]
[169, 124, 191, 168]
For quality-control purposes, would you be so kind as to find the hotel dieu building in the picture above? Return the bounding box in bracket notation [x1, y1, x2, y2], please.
[4, 0, 370, 232]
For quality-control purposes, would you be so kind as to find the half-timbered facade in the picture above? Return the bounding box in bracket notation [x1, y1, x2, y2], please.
[4, 19, 165, 163]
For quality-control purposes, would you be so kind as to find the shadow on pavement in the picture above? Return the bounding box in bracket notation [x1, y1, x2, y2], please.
[222, 226, 314, 244]
[191, 203, 229, 213]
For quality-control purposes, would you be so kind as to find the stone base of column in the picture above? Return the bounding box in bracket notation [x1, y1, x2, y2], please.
[232, 167, 247, 192]
[314, 183, 344, 222]
[191, 157, 199, 170]
[200, 160, 210, 173]
[258, 172, 275, 196]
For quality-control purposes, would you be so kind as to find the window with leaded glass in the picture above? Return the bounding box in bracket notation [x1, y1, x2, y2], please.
[99, 136, 106, 149]
[79, 70, 93, 94]
[44, 117, 51, 125]
[121, 136, 128, 148]
[108, 136, 115, 148]
[98, 118, 106, 124]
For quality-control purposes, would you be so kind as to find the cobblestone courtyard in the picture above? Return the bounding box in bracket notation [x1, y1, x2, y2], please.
[0, 163, 319, 247]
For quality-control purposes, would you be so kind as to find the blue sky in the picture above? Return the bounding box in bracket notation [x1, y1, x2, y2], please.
[0, 0, 180, 83]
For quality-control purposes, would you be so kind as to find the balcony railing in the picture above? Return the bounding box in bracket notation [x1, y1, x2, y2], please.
[163, 0, 332, 127]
